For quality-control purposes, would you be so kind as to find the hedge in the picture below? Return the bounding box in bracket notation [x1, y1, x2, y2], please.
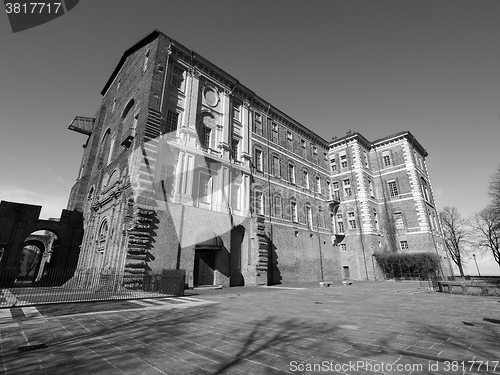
[374, 252, 440, 279]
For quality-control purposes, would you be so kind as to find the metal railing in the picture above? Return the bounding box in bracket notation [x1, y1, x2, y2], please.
[0, 268, 185, 308]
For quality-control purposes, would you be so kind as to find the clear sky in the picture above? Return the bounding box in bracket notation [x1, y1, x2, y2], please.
[1, 0, 499, 275]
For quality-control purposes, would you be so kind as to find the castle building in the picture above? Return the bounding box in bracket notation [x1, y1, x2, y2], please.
[328, 132, 449, 280]
[67, 30, 450, 288]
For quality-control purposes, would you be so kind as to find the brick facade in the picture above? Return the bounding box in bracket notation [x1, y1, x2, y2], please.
[329, 132, 452, 280]
[67, 30, 450, 288]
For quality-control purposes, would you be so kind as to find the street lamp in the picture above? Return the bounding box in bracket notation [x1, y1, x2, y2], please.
[472, 254, 481, 278]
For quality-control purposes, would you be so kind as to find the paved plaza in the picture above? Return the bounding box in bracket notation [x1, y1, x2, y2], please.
[0, 281, 499, 374]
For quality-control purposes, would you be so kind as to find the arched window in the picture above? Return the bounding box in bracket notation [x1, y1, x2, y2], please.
[87, 186, 95, 200]
[198, 113, 216, 151]
[98, 129, 111, 167]
[122, 99, 134, 118]
[107, 169, 118, 187]
[97, 219, 108, 254]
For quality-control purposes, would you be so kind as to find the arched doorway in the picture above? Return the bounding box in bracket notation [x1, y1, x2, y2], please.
[17, 230, 58, 285]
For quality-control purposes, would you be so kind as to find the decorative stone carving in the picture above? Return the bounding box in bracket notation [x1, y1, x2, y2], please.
[202, 84, 219, 107]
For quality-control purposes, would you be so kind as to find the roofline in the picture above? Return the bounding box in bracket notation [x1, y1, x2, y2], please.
[372, 130, 428, 157]
[329, 130, 428, 157]
[101, 29, 162, 96]
[329, 132, 371, 149]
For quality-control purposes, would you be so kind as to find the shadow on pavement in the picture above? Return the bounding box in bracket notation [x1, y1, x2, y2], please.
[2, 304, 499, 374]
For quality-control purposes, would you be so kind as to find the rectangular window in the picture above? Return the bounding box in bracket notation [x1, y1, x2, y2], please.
[231, 138, 239, 161]
[340, 243, 347, 251]
[332, 181, 340, 201]
[421, 178, 430, 202]
[272, 156, 280, 177]
[233, 102, 241, 122]
[254, 112, 262, 134]
[363, 150, 369, 167]
[388, 180, 399, 197]
[336, 213, 345, 233]
[271, 121, 278, 143]
[199, 174, 212, 204]
[343, 179, 352, 197]
[313, 146, 318, 155]
[340, 152, 348, 169]
[316, 176, 321, 194]
[400, 241, 409, 250]
[289, 164, 296, 184]
[327, 181, 332, 199]
[303, 170, 309, 189]
[373, 210, 379, 231]
[330, 158, 337, 171]
[394, 211, 405, 230]
[301, 139, 306, 148]
[165, 110, 179, 135]
[255, 149, 263, 171]
[368, 178, 374, 198]
[382, 151, 391, 167]
[287, 131, 293, 151]
[306, 206, 313, 229]
[171, 65, 185, 91]
[112, 97, 116, 112]
[348, 211, 356, 230]
[291, 201, 298, 223]
[201, 127, 211, 149]
[255, 191, 264, 215]
[337, 221, 345, 233]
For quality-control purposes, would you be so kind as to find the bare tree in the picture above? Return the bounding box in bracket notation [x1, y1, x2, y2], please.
[439, 206, 471, 277]
[472, 206, 500, 269]
[489, 164, 500, 215]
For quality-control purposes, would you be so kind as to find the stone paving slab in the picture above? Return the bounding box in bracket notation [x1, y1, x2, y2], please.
[0, 281, 499, 374]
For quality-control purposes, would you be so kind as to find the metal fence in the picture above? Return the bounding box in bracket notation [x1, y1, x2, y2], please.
[0, 268, 185, 308]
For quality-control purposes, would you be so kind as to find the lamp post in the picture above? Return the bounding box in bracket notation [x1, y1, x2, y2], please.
[472, 254, 481, 277]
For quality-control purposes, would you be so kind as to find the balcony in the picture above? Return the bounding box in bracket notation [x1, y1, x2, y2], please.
[121, 127, 136, 148]
[200, 145, 221, 157]
[326, 194, 341, 211]
[68, 116, 94, 135]
[165, 134, 182, 143]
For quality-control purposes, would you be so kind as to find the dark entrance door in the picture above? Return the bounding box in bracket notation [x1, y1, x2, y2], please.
[342, 265, 350, 280]
[194, 250, 215, 286]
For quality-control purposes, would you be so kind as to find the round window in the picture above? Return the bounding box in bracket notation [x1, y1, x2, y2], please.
[203, 86, 219, 107]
